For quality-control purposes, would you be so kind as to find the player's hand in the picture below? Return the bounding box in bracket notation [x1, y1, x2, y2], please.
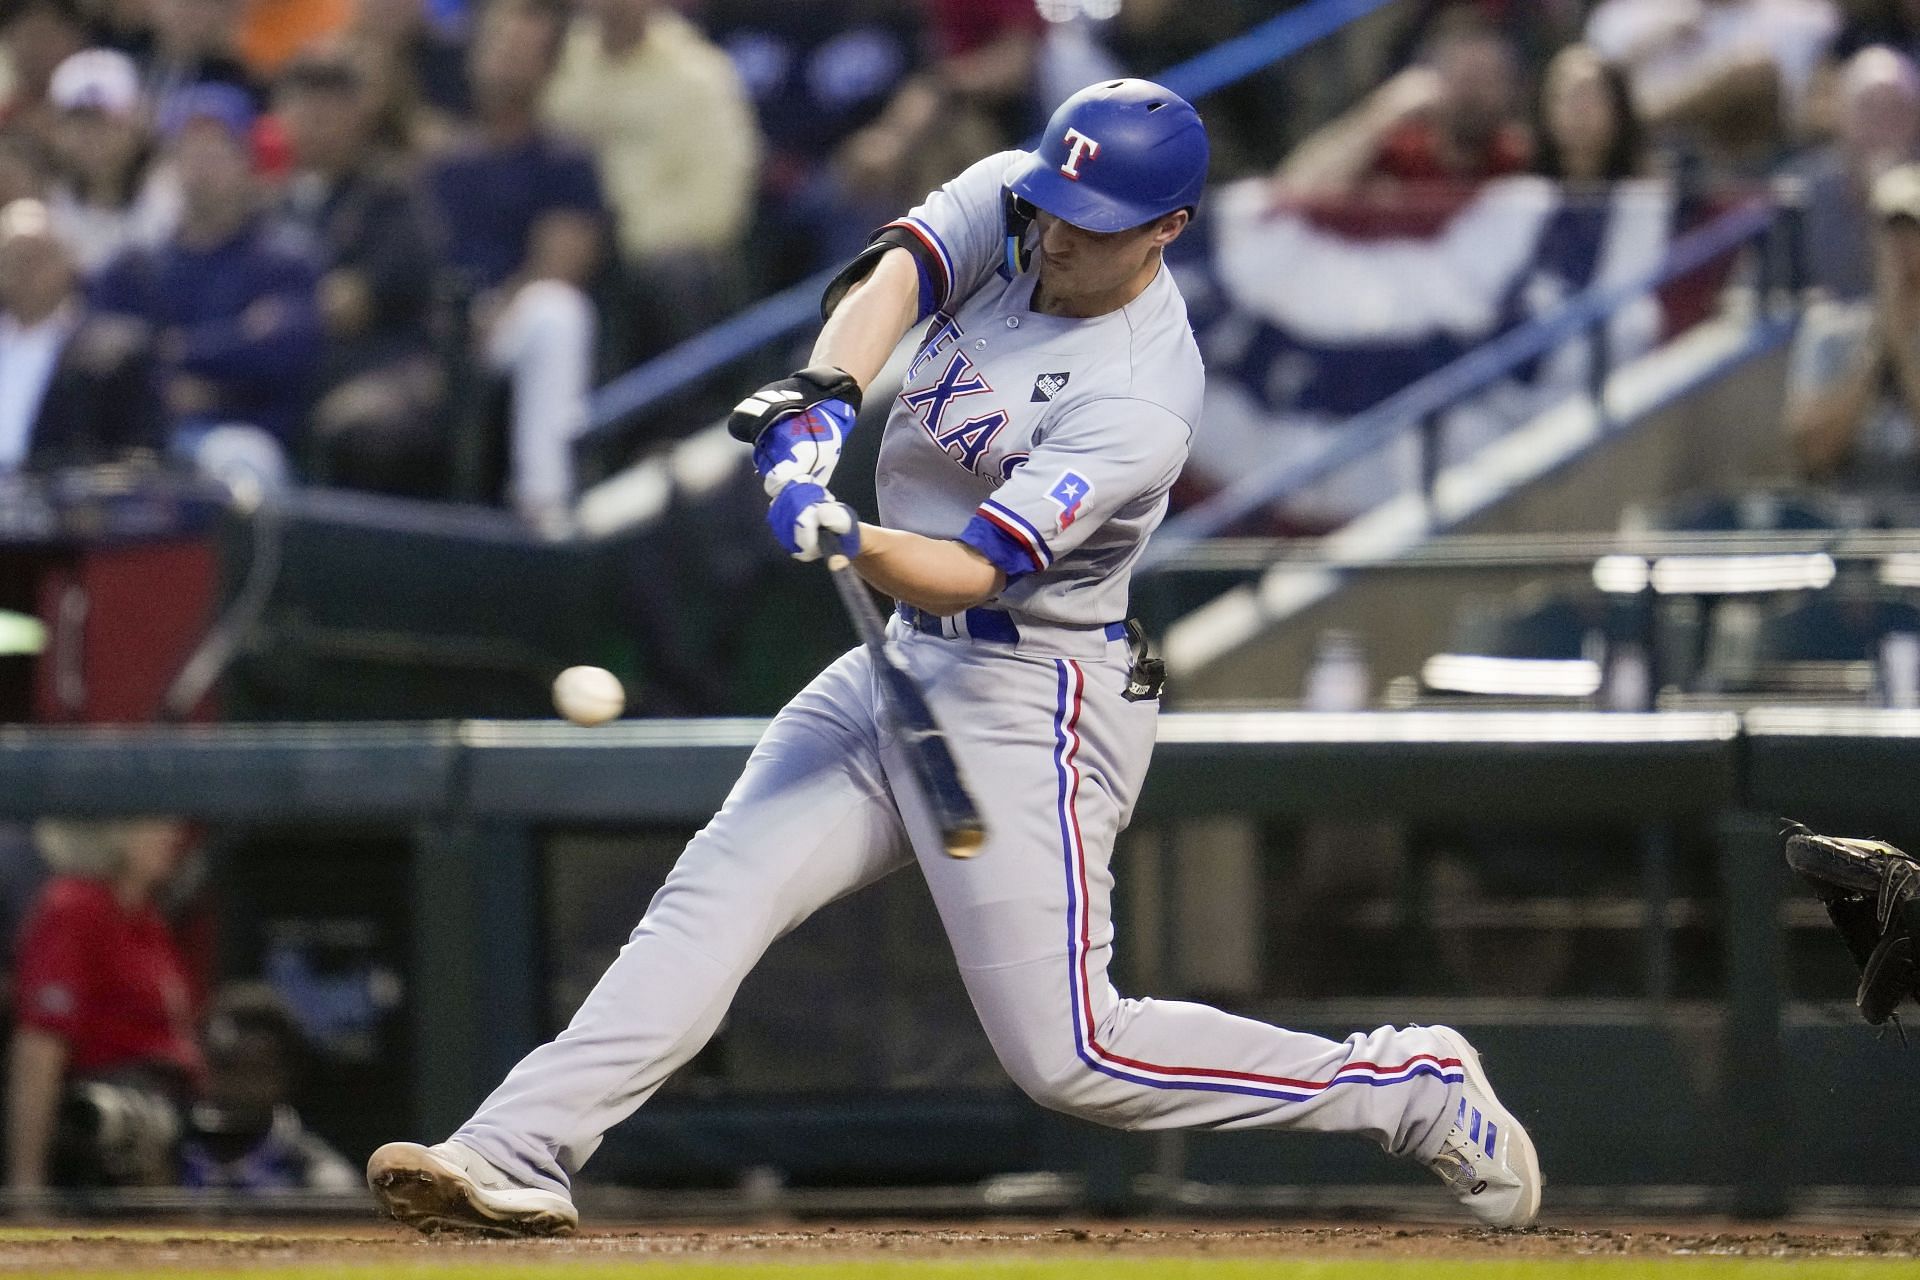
[728, 365, 863, 494]
[751, 399, 857, 497]
[767, 481, 860, 562]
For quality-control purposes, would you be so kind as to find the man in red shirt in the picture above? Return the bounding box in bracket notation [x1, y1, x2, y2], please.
[8, 819, 203, 1191]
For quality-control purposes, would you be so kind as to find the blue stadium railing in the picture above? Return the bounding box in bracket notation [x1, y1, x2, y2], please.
[1139, 196, 1796, 571]
[575, 0, 1400, 452]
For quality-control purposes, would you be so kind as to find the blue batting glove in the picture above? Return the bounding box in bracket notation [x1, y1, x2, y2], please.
[768, 482, 860, 562]
[751, 399, 856, 497]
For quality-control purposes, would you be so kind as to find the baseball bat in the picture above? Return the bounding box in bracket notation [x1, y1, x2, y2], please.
[818, 528, 986, 859]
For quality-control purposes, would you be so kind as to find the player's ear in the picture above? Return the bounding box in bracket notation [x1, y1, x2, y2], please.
[1152, 210, 1190, 248]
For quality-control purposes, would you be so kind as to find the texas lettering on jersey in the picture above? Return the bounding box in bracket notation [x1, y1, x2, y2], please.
[907, 312, 963, 379]
[901, 315, 1031, 483]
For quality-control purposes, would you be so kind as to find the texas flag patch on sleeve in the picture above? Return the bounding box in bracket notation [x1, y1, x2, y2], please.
[1047, 470, 1092, 531]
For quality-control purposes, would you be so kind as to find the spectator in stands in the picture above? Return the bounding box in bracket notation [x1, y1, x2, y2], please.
[1390, 0, 1591, 80]
[923, 0, 1043, 143]
[1523, 47, 1666, 397]
[1276, 13, 1529, 226]
[704, 0, 920, 285]
[1787, 163, 1920, 485]
[177, 986, 356, 1192]
[0, 0, 89, 145]
[707, 0, 918, 197]
[7, 819, 203, 1191]
[1532, 44, 1652, 184]
[92, 83, 321, 492]
[1584, 0, 1841, 175]
[323, 37, 427, 158]
[829, 79, 1001, 258]
[0, 198, 162, 471]
[278, 47, 444, 496]
[345, 0, 471, 126]
[427, 0, 602, 531]
[1793, 45, 1920, 301]
[542, 0, 758, 361]
[133, 0, 261, 111]
[0, 128, 52, 207]
[797, 0, 1048, 274]
[44, 47, 178, 274]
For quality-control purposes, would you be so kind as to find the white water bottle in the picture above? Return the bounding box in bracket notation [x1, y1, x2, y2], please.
[1882, 632, 1920, 709]
[1304, 630, 1370, 711]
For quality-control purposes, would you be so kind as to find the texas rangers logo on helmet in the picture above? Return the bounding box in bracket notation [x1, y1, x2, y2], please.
[1059, 128, 1101, 180]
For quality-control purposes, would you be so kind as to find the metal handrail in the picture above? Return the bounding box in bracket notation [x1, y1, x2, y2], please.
[1141, 198, 1784, 569]
[576, 0, 1401, 449]
[1150, 529, 1920, 575]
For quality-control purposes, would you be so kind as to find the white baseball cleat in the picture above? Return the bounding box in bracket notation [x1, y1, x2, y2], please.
[1422, 1026, 1542, 1228]
[367, 1139, 579, 1237]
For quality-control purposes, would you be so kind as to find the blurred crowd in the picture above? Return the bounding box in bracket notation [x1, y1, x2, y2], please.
[2, 0, 1920, 531]
[0, 0, 1232, 532]
[1200, 0, 1920, 522]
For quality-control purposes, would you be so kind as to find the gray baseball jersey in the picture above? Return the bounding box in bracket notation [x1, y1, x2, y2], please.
[447, 153, 1469, 1199]
[876, 150, 1203, 643]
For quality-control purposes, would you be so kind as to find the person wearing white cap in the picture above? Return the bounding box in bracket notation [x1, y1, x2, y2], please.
[45, 48, 181, 274]
[1787, 163, 1920, 489]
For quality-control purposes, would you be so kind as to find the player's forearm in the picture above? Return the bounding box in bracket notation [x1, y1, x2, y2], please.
[6, 1029, 66, 1191]
[810, 248, 923, 392]
[852, 524, 1005, 616]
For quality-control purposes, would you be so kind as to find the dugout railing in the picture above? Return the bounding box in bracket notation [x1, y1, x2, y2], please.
[6, 711, 1918, 1216]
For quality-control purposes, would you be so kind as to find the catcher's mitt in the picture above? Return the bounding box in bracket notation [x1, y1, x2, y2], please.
[1783, 820, 1920, 1025]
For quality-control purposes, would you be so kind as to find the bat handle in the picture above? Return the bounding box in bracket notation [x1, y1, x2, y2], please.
[819, 527, 850, 570]
[818, 527, 889, 651]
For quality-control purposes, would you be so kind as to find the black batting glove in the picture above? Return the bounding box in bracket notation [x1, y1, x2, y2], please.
[726, 365, 863, 444]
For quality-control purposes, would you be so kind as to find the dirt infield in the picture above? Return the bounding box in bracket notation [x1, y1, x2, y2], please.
[4, 1221, 1919, 1276]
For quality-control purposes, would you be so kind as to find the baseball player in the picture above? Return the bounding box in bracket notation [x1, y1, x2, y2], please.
[367, 79, 1542, 1235]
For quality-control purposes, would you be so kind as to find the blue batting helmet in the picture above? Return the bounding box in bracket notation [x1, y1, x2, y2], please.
[1003, 78, 1209, 235]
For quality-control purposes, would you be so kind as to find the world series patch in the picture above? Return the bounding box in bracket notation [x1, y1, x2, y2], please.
[1047, 470, 1091, 530]
[1031, 371, 1070, 402]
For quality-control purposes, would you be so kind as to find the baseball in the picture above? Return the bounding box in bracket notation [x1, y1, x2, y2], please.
[552, 665, 625, 726]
